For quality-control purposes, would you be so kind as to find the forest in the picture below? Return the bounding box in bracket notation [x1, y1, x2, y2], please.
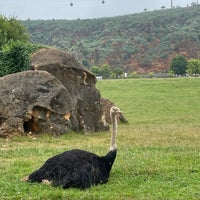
[21, 5, 200, 74]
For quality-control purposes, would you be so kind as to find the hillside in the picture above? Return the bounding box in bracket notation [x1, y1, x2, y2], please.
[22, 6, 200, 74]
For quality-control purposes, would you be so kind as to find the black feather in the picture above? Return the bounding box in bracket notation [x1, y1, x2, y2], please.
[28, 149, 117, 189]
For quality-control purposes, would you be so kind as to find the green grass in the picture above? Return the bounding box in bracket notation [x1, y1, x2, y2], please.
[1, 78, 200, 200]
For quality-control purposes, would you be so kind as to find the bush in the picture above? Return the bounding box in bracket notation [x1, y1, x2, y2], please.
[0, 15, 29, 48]
[168, 71, 174, 78]
[186, 59, 200, 75]
[0, 41, 44, 76]
[170, 55, 187, 75]
[148, 72, 154, 78]
[0, 15, 44, 76]
[130, 72, 138, 78]
[98, 64, 111, 79]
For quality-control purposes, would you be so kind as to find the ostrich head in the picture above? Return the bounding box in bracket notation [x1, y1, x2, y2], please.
[110, 106, 121, 117]
[110, 106, 122, 151]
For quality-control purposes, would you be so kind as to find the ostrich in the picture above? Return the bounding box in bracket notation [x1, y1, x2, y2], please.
[23, 106, 121, 189]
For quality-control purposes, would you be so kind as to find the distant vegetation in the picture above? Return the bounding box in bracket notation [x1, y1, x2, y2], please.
[0, 15, 29, 47]
[0, 15, 44, 77]
[1, 6, 200, 78]
[22, 5, 200, 75]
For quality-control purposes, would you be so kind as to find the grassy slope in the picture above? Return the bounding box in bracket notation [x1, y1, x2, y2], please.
[0, 78, 200, 200]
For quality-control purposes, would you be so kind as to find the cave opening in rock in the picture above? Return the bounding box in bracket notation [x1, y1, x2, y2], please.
[23, 116, 38, 133]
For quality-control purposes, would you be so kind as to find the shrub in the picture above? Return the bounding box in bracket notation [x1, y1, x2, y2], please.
[186, 59, 200, 75]
[170, 55, 187, 75]
[130, 72, 138, 78]
[0, 41, 44, 76]
[0, 15, 29, 48]
[148, 72, 154, 78]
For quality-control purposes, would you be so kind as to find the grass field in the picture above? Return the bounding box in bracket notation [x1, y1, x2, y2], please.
[0, 78, 200, 200]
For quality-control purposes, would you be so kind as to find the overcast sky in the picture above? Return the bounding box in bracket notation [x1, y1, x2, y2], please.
[0, 0, 197, 20]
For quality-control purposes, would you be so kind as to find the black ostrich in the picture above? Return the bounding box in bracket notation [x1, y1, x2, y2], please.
[23, 106, 121, 189]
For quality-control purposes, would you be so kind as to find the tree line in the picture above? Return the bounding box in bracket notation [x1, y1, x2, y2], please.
[0, 15, 200, 78]
[89, 55, 200, 79]
[170, 55, 200, 76]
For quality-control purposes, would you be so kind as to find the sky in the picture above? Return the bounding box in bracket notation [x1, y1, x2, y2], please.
[0, 0, 197, 20]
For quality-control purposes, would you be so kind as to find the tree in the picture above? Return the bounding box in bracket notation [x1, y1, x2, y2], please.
[0, 15, 44, 76]
[99, 64, 111, 79]
[90, 66, 100, 76]
[0, 15, 29, 48]
[186, 59, 200, 75]
[112, 67, 123, 78]
[170, 55, 187, 75]
[0, 41, 43, 76]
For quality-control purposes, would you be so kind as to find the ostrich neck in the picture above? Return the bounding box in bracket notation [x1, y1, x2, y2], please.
[110, 113, 117, 151]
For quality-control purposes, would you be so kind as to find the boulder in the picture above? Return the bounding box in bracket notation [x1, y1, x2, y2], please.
[0, 70, 73, 137]
[30, 48, 107, 133]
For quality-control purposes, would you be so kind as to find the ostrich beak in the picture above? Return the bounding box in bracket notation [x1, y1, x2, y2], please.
[117, 110, 123, 114]
[110, 106, 124, 115]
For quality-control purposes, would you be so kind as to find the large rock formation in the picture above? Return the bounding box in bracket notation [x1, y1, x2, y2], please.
[30, 48, 107, 133]
[0, 48, 108, 137]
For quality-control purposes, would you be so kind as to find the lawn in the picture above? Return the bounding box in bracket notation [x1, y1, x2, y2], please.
[0, 78, 200, 200]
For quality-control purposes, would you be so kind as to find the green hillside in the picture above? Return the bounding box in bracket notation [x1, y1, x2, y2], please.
[22, 5, 200, 74]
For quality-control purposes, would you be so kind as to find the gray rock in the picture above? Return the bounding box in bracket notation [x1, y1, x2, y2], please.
[0, 70, 73, 137]
[0, 48, 108, 137]
[30, 48, 107, 133]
